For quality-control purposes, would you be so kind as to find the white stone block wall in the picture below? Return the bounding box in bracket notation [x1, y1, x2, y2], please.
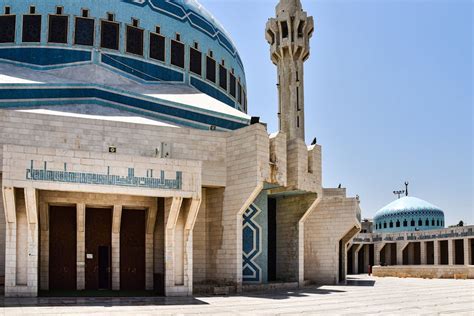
[0, 174, 5, 278]
[304, 189, 360, 284]
[275, 194, 316, 282]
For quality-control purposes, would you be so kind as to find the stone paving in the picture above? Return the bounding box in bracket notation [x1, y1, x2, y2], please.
[0, 275, 473, 315]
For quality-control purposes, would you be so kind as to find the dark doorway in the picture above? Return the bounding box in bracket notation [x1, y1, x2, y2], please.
[414, 242, 421, 265]
[120, 209, 146, 291]
[454, 239, 464, 265]
[85, 208, 112, 290]
[439, 240, 448, 265]
[471, 239, 474, 265]
[338, 240, 344, 282]
[390, 243, 397, 265]
[347, 245, 353, 274]
[369, 244, 374, 266]
[267, 197, 277, 282]
[426, 241, 434, 264]
[98, 246, 111, 289]
[357, 247, 364, 273]
[49, 206, 77, 290]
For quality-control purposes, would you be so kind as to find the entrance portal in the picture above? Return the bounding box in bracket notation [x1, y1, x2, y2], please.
[120, 209, 146, 291]
[49, 206, 77, 290]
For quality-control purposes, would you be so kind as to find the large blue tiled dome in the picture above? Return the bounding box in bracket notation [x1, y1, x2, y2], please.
[373, 196, 445, 233]
[0, 0, 249, 131]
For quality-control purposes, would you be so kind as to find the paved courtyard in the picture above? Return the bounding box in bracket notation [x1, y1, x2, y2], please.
[0, 275, 473, 315]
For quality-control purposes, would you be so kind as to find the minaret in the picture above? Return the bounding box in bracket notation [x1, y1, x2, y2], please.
[266, 0, 314, 141]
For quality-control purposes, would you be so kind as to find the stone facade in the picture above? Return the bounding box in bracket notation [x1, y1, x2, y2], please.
[349, 225, 474, 279]
[0, 0, 361, 297]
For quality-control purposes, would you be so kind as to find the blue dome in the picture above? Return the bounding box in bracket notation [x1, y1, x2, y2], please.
[373, 196, 445, 233]
[0, 0, 250, 131]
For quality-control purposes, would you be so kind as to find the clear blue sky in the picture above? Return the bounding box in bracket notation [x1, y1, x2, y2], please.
[199, 0, 473, 225]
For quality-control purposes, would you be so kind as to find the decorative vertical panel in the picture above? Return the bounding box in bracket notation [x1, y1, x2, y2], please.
[242, 203, 262, 283]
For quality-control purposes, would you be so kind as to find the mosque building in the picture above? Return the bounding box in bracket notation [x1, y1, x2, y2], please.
[349, 190, 473, 279]
[0, 0, 362, 297]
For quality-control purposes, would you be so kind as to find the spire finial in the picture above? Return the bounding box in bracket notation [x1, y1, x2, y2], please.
[405, 181, 409, 196]
[276, 0, 302, 16]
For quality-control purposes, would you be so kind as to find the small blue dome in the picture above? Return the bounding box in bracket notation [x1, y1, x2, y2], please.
[374, 196, 445, 233]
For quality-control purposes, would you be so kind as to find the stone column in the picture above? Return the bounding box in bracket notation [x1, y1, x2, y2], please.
[164, 197, 183, 296]
[464, 238, 471, 265]
[145, 203, 158, 291]
[434, 240, 439, 265]
[3, 187, 17, 296]
[397, 241, 408, 266]
[24, 188, 39, 296]
[374, 243, 385, 266]
[420, 241, 427, 265]
[352, 244, 362, 274]
[407, 243, 415, 265]
[363, 244, 370, 273]
[448, 239, 454, 265]
[111, 205, 122, 291]
[385, 244, 392, 265]
[76, 203, 85, 290]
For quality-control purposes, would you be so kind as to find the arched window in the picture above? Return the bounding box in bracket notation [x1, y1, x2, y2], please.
[411, 219, 415, 227]
[403, 219, 408, 227]
[425, 219, 430, 226]
[418, 219, 422, 226]
[441, 220, 444, 226]
[383, 222, 387, 229]
[396, 220, 400, 227]
[436, 219, 439, 226]
[432, 219, 435, 226]
[389, 221, 393, 228]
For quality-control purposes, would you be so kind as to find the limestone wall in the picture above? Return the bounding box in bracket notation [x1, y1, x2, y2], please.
[276, 194, 316, 282]
[304, 189, 360, 284]
[373, 265, 474, 279]
[0, 110, 227, 187]
[0, 174, 5, 278]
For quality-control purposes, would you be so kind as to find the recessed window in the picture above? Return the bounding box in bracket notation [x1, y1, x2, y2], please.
[155, 25, 161, 34]
[209, 50, 213, 58]
[219, 64, 227, 90]
[243, 90, 247, 112]
[281, 21, 288, 38]
[396, 220, 400, 227]
[389, 221, 393, 228]
[383, 222, 387, 229]
[132, 18, 139, 27]
[175, 33, 181, 41]
[150, 32, 165, 62]
[171, 39, 185, 68]
[29, 6, 36, 14]
[75, 16, 94, 46]
[101, 19, 119, 50]
[4, 6, 11, 15]
[432, 219, 435, 226]
[0, 14, 15, 43]
[107, 13, 114, 22]
[22, 14, 41, 42]
[297, 21, 305, 38]
[206, 55, 216, 83]
[189, 46, 202, 75]
[425, 219, 429, 226]
[403, 220, 408, 227]
[82, 9, 89, 18]
[229, 73, 236, 98]
[56, 6, 63, 15]
[126, 24, 144, 56]
[411, 219, 415, 227]
[238, 83, 242, 104]
[48, 10, 68, 44]
[437, 220, 440, 226]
